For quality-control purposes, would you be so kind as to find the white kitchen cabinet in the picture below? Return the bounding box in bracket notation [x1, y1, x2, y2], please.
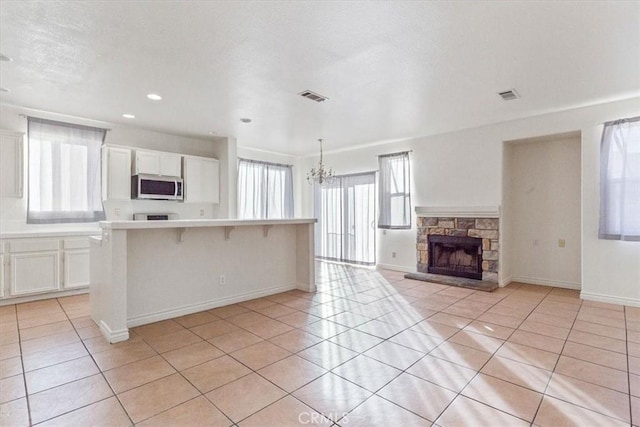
[0, 129, 24, 198]
[160, 152, 182, 177]
[183, 156, 219, 203]
[102, 146, 132, 201]
[9, 240, 60, 296]
[0, 235, 96, 299]
[133, 150, 181, 177]
[63, 238, 90, 289]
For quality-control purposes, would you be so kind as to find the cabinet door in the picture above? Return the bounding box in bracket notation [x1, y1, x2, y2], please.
[183, 156, 219, 203]
[0, 130, 24, 198]
[160, 153, 182, 177]
[202, 158, 220, 204]
[134, 150, 161, 175]
[102, 146, 131, 200]
[63, 249, 90, 289]
[183, 156, 203, 203]
[10, 251, 60, 295]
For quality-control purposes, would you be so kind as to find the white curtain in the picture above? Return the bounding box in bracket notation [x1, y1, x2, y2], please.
[27, 117, 105, 223]
[599, 116, 640, 241]
[314, 173, 376, 265]
[378, 151, 411, 229]
[237, 158, 293, 219]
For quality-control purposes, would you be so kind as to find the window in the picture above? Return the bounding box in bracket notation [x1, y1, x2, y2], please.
[378, 151, 411, 229]
[600, 116, 640, 241]
[237, 158, 294, 219]
[27, 117, 106, 223]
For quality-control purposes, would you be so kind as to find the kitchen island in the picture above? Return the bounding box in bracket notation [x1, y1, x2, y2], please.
[90, 218, 316, 343]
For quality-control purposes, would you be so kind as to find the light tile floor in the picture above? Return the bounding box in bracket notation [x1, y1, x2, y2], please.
[1, 261, 639, 426]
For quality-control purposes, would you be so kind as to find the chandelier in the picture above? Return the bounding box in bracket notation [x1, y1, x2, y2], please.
[307, 138, 334, 184]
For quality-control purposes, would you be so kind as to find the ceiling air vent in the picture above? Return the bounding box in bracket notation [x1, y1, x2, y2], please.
[299, 90, 328, 102]
[498, 89, 520, 101]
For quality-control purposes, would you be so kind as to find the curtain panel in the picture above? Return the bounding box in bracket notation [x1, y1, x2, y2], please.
[378, 151, 411, 229]
[599, 116, 640, 241]
[27, 117, 106, 224]
[237, 158, 294, 219]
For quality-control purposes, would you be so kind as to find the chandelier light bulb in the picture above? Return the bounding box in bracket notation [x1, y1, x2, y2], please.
[307, 139, 335, 185]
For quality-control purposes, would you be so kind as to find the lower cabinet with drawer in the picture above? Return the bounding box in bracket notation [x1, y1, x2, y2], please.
[0, 235, 96, 300]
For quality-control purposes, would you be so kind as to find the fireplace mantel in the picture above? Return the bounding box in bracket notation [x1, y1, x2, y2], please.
[415, 206, 500, 218]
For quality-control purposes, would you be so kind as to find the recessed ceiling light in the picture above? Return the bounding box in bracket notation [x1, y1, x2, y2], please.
[0, 54, 12, 62]
[147, 93, 162, 101]
[122, 113, 135, 119]
[240, 118, 252, 123]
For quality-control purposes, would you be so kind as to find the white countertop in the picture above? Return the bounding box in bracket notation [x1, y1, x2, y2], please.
[0, 228, 101, 239]
[100, 218, 317, 230]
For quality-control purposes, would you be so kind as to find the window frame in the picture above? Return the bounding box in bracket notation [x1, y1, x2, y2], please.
[237, 158, 294, 220]
[599, 116, 640, 241]
[26, 117, 106, 224]
[378, 151, 412, 230]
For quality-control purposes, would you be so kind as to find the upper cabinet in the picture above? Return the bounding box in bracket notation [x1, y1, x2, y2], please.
[133, 149, 181, 177]
[183, 155, 219, 203]
[102, 146, 131, 201]
[0, 129, 24, 198]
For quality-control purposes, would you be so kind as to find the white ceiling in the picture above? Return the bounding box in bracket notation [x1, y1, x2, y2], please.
[1, 1, 638, 156]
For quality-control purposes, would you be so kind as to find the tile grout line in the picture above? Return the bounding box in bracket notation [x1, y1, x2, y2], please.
[6, 270, 634, 426]
[411, 285, 546, 425]
[14, 304, 32, 427]
[528, 291, 584, 426]
[57, 296, 136, 427]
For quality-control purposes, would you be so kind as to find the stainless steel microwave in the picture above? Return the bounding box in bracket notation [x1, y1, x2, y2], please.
[131, 174, 183, 200]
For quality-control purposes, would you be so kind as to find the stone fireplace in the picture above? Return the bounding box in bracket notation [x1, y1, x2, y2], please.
[416, 207, 500, 283]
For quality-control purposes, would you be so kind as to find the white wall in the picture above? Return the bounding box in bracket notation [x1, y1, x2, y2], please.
[0, 104, 229, 232]
[301, 97, 640, 306]
[503, 134, 582, 289]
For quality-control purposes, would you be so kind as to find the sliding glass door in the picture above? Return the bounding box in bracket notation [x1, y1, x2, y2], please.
[314, 173, 376, 265]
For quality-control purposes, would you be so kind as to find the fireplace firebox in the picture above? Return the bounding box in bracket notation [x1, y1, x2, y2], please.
[428, 235, 483, 280]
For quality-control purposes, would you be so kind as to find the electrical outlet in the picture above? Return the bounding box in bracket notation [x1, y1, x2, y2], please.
[392, 251, 396, 258]
[559, 239, 566, 248]
[200, 209, 205, 217]
[115, 208, 121, 217]
[219, 274, 226, 285]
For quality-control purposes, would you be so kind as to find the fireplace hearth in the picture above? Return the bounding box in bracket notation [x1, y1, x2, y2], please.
[428, 235, 483, 280]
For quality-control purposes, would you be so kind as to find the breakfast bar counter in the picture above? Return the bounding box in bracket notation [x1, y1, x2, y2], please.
[90, 218, 316, 343]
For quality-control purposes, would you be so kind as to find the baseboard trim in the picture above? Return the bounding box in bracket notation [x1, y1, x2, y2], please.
[376, 263, 415, 274]
[510, 276, 581, 290]
[99, 320, 129, 343]
[0, 287, 88, 307]
[126, 283, 298, 328]
[499, 275, 513, 288]
[580, 291, 640, 308]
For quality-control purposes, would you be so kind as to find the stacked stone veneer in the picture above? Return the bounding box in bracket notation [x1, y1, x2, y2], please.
[417, 217, 499, 283]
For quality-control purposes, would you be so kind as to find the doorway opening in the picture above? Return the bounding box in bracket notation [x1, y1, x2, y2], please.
[314, 172, 376, 265]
